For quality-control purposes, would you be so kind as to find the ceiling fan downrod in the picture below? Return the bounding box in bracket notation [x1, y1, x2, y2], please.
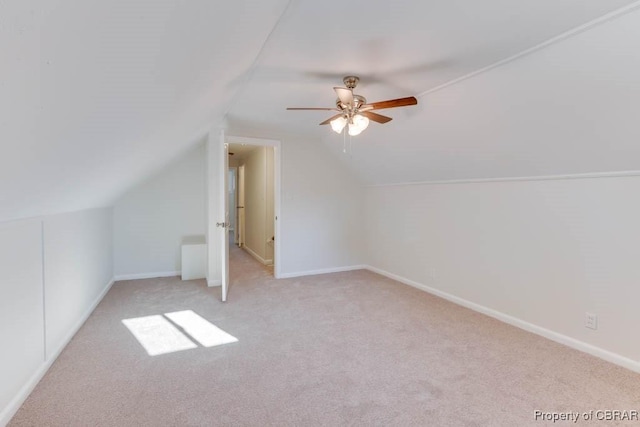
[343, 75, 359, 89]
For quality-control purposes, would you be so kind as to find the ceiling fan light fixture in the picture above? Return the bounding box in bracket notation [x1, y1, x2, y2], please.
[286, 76, 418, 137]
[348, 114, 369, 136]
[330, 116, 347, 133]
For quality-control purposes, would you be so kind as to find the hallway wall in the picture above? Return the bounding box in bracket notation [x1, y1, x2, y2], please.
[242, 146, 274, 264]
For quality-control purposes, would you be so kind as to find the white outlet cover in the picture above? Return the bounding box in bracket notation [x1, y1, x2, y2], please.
[585, 312, 598, 330]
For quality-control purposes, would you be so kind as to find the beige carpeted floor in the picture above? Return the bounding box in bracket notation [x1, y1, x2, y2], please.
[10, 246, 640, 426]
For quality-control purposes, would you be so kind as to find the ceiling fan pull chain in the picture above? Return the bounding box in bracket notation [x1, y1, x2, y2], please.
[343, 127, 347, 153]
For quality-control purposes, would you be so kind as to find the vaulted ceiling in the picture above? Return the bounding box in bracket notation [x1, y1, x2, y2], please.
[2, 0, 640, 221]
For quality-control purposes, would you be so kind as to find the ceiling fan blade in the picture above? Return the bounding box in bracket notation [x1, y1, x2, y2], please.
[334, 87, 353, 105]
[360, 111, 392, 124]
[319, 113, 344, 125]
[287, 107, 339, 111]
[362, 96, 418, 111]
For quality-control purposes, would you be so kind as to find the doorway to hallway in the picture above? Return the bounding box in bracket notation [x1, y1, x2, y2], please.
[207, 133, 281, 302]
[227, 142, 276, 283]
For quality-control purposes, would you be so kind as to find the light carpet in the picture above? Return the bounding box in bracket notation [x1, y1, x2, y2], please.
[10, 246, 640, 426]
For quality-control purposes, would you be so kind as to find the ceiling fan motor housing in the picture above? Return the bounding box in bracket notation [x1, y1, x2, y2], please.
[336, 94, 367, 113]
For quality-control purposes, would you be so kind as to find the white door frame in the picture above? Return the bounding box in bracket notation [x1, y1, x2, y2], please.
[206, 133, 282, 292]
[237, 165, 245, 247]
[221, 141, 229, 301]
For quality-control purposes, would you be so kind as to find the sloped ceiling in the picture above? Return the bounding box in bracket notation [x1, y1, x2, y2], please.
[2, 0, 639, 221]
[0, 0, 290, 221]
[227, 0, 640, 184]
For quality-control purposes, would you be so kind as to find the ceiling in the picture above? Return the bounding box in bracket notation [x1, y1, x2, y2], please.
[229, 0, 634, 134]
[2, 0, 639, 220]
[228, 143, 260, 163]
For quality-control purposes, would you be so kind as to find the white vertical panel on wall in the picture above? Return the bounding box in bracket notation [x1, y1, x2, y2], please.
[0, 219, 44, 418]
[0, 208, 114, 425]
[43, 208, 113, 358]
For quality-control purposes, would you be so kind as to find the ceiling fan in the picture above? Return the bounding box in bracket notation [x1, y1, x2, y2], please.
[287, 76, 418, 136]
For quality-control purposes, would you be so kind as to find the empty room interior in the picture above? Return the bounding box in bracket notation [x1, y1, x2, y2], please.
[3, 1, 640, 425]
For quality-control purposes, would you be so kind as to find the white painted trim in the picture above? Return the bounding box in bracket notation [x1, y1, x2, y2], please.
[365, 265, 640, 374]
[226, 135, 280, 147]
[243, 245, 269, 265]
[366, 170, 640, 189]
[273, 143, 282, 279]
[0, 206, 113, 229]
[40, 221, 46, 361]
[0, 277, 115, 427]
[221, 130, 229, 302]
[114, 271, 181, 281]
[207, 279, 221, 287]
[278, 265, 366, 279]
[417, 1, 640, 98]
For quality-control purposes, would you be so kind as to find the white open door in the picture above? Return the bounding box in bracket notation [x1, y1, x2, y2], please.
[220, 142, 230, 301]
[210, 135, 281, 285]
[208, 129, 248, 299]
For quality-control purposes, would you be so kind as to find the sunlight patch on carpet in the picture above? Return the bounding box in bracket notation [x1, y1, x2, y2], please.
[122, 311, 238, 356]
[122, 315, 197, 356]
[164, 310, 238, 347]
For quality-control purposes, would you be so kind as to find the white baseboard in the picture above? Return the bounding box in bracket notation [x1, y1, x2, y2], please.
[0, 277, 115, 427]
[114, 271, 180, 281]
[243, 246, 269, 265]
[365, 265, 640, 374]
[278, 265, 366, 279]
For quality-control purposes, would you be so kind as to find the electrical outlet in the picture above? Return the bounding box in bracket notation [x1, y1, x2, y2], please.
[585, 312, 598, 330]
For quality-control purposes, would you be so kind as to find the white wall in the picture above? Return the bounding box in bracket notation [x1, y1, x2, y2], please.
[365, 176, 640, 369]
[278, 135, 363, 275]
[113, 142, 206, 278]
[0, 219, 44, 426]
[0, 208, 113, 426]
[44, 209, 113, 357]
